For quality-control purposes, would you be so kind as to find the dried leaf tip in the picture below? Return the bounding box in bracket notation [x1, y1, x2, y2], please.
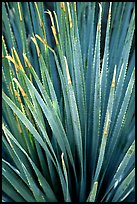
[12, 47, 24, 72]
[5, 55, 20, 71]
[17, 3, 22, 22]
[34, 3, 40, 16]
[9, 83, 13, 95]
[15, 90, 22, 103]
[87, 181, 98, 202]
[2, 123, 5, 130]
[67, 2, 72, 28]
[104, 112, 109, 136]
[64, 56, 72, 85]
[34, 2, 46, 38]
[34, 2, 43, 27]
[15, 115, 22, 133]
[45, 10, 58, 45]
[60, 2, 66, 12]
[53, 11, 60, 34]
[31, 35, 40, 57]
[13, 78, 27, 97]
[30, 73, 32, 83]
[2, 35, 4, 43]
[23, 53, 32, 68]
[45, 10, 55, 28]
[61, 153, 65, 167]
[97, 3, 102, 31]
[98, 2, 102, 14]
[111, 65, 116, 88]
[35, 34, 49, 48]
[51, 26, 59, 45]
[74, 2, 76, 12]
[108, 2, 112, 19]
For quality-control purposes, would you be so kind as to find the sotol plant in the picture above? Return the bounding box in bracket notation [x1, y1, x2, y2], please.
[2, 2, 135, 202]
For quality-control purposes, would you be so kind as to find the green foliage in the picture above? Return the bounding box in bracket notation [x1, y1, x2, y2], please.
[2, 2, 135, 202]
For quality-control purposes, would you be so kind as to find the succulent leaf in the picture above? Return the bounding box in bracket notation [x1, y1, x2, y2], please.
[2, 2, 135, 202]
